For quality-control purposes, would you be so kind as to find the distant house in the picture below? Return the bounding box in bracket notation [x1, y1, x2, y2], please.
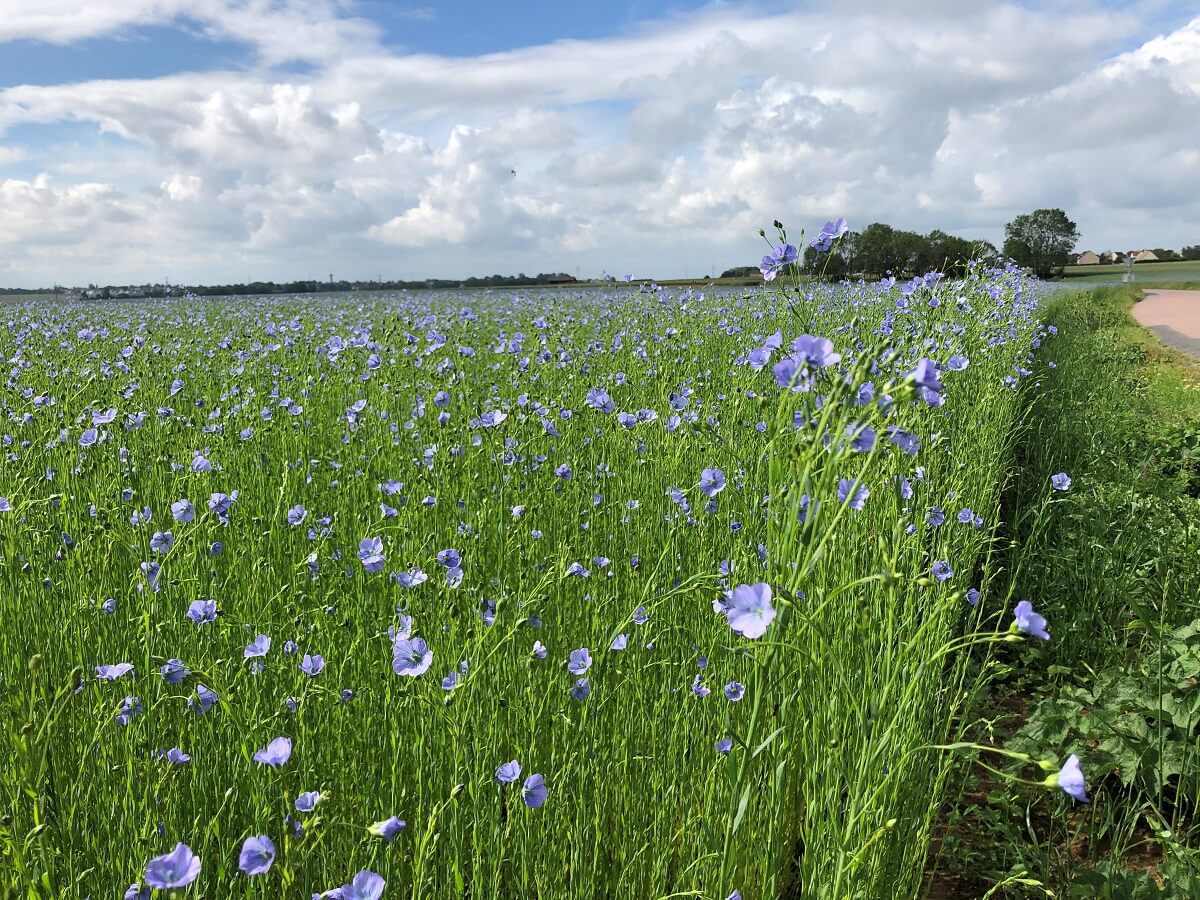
[1102, 251, 1124, 264]
[1132, 249, 1159, 262]
[544, 273, 577, 284]
[1075, 251, 1101, 265]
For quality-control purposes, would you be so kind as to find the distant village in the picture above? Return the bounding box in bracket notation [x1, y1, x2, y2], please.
[66, 284, 169, 300]
[1074, 247, 1199, 265]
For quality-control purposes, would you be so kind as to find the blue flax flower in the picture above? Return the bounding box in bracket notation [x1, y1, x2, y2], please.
[368, 817, 406, 842]
[567, 648, 592, 675]
[392, 638, 433, 677]
[522, 774, 548, 808]
[725, 583, 775, 639]
[1013, 600, 1049, 640]
[296, 791, 321, 813]
[1055, 754, 1088, 803]
[238, 835, 275, 876]
[144, 844, 201, 889]
[495, 760, 522, 784]
[253, 736, 293, 767]
[326, 870, 385, 900]
[810, 217, 848, 252]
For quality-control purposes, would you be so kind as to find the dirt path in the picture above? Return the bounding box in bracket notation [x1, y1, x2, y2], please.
[1131, 289, 1200, 358]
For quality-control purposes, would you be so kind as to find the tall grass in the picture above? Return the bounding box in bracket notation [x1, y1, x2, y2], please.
[0, 266, 1051, 897]
[935, 285, 1200, 894]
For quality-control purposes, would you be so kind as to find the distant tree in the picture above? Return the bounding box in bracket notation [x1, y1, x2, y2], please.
[834, 230, 859, 276]
[1182, 245, 1200, 261]
[1003, 209, 1080, 279]
[804, 230, 858, 279]
[926, 230, 989, 277]
[719, 266, 761, 279]
[797, 223, 995, 282]
[852, 223, 895, 276]
[891, 230, 931, 275]
[973, 239, 1000, 260]
[1152, 248, 1181, 262]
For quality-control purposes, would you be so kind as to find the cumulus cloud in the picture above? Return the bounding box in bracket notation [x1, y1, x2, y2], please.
[0, 1, 1198, 285]
[0, 175, 143, 272]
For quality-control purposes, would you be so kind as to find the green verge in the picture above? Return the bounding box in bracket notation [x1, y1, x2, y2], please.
[938, 285, 1200, 896]
[1061, 261, 1200, 284]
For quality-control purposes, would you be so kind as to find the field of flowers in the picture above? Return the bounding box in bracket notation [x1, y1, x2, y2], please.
[0, 250, 1073, 898]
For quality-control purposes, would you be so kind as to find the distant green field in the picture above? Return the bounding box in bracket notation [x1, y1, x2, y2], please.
[1062, 259, 1200, 284]
[573, 276, 764, 288]
[0, 293, 57, 302]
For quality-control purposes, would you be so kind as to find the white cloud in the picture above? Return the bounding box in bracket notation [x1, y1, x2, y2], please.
[162, 173, 202, 200]
[0, 2, 1199, 285]
[0, 0, 380, 63]
[0, 174, 144, 262]
[0, 0, 180, 43]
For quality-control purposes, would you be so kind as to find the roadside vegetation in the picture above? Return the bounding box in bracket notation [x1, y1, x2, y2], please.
[937, 285, 1200, 897]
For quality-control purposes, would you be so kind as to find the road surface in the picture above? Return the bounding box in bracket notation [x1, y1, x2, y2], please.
[1131, 289, 1200, 358]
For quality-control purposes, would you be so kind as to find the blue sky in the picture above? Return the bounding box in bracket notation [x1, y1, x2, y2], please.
[0, 2, 724, 87]
[0, 25, 248, 88]
[1, 0, 1199, 287]
[366, 1, 719, 57]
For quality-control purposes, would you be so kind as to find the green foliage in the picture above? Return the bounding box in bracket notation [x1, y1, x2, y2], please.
[1151, 249, 1183, 262]
[938, 284, 1200, 895]
[1067, 860, 1197, 898]
[1004, 209, 1080, 279]
[1014, 287, 1200, 670]
[800, 221, 996, 280]
[1010, 618, 1200, 802]
[1150, 420, 1200, 497]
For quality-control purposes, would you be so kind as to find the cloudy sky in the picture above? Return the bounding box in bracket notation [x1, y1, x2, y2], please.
[0, 0, 1198, 287]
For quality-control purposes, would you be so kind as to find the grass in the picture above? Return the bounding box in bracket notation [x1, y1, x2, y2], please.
[1061, 260, 1200, 285]
[936, 285, 1200, 896]
[0, 270, 1080, 898]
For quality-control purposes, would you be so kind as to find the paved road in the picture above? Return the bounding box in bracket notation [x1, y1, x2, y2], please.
[1131, 289, 1200, 358]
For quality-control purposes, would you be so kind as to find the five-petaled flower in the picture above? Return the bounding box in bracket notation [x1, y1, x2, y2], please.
[725, 583, 776, 639]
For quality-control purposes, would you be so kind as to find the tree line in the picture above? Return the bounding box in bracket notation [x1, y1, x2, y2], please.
[725, 208, 1199, 282]
[179, 272, 579, 295]
[724, 222, 999, 281]
[43, 272, 583, 299]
